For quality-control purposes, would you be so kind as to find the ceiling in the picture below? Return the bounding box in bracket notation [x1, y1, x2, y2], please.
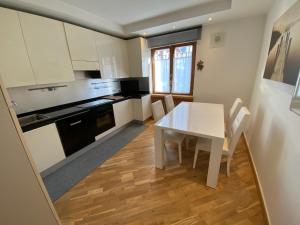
[60, 0, 215, 25]
[0, 0, 274, 37]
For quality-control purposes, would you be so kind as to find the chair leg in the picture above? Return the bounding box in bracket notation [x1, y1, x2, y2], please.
[164, 143, 168, 161]
[227, 157, 232, 176]
[193, 148, 199, 169]
[178, 143, 182, 164]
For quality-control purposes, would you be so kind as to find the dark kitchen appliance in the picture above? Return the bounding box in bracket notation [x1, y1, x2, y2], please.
[120, 79, 139, 96]
[85, 70, 101, 79]
[56, 110, 95, 157]
[120, 77, 150, 96]
[76, 99, 115, 136]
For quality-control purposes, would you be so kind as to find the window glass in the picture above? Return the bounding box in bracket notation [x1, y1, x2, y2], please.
[172, 45, 193, 94]
[154, 49, 170, 93]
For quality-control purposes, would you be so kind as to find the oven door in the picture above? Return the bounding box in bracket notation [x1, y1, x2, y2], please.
[93, 104, 115, 136]
[56, 111, 95, 157]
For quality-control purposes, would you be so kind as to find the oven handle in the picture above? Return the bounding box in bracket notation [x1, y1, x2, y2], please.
[69, 120, 82, 126]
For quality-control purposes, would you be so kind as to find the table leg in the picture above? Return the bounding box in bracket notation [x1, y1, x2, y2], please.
[154, 126, 164, 169]
[207, 138, 223, 188]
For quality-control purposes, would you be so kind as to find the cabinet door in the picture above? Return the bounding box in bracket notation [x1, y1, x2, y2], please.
[19, 12, 74, 84]
[127, 38, 143, 77]
[112, 38, 130, 78]
[142, 94, 152, 120]
[24, 124, 66, 172]
[64, 23, 98, 62]
[113, 100, 133, 127]
[0, 8, 35, 87]
[141, 38, 151, 77]
[95, 33, 115, 79]
[132, 99, 143, 121]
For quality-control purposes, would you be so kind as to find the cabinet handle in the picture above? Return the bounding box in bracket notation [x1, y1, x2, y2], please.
[70, 120, 82, 126]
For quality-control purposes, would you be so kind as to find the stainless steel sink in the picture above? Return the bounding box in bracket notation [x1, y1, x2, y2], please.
[18, 114, 49, 126]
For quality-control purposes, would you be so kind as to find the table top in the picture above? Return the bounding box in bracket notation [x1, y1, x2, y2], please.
[155, 102, 225, 140]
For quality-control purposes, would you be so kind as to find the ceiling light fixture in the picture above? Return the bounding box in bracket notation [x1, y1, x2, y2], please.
[173, 25, 176, 29]
[208, 17, 212, 21]
[143, 32, 147, 36]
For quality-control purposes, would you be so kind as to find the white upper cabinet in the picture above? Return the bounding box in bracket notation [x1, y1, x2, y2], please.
[96, 33, 130, 78]
[127, 37, 150, 77]
[0, 8, 35, 88]
[95, 33, 115, 79]
[64, 23, 99, 70]
[19, 12, 74, 84]
[113, 38, 130, 78]
[141, 38, 151, 77]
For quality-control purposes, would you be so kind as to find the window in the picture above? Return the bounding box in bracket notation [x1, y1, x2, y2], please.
[151, 42, 196, 95]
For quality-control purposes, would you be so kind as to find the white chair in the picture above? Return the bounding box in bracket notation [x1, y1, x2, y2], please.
[186, 98, 243, 149]
[152, 100, 185, 164]
[226, 98, 243, 134]
[193, 107, 250, 176]
[164, 95, 175, 113]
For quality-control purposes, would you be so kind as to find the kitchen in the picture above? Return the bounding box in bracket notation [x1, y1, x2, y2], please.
[1, 8, 151, 172]
[0, 5, 152, 200]
[1, 1, 300, 225]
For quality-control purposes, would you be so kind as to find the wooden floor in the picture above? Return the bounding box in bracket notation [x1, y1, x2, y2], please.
[54, 121, 266, 225]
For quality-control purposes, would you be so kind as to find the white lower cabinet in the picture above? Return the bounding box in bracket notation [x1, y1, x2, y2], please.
[22, 98, 150, 173]
[132, 95, 152, 121]
[113, 99, 133, 128]
[24, 123, 65, 172]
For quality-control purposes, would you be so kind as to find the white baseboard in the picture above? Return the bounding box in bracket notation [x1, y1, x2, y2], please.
[243, 133, 271, 225]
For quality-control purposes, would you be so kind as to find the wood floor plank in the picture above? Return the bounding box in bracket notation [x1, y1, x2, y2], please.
[54, 121, 266, 225]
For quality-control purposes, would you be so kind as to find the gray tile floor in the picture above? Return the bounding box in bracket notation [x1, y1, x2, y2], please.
[43, 123, 146, 201]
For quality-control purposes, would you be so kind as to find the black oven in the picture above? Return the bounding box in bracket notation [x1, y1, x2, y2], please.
[76, 99, 115, 137]
[92, 103, 115, 136]
[56, 110, 95, 157]
[55, 100, 115, 157]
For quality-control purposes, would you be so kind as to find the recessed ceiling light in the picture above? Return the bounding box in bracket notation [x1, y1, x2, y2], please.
[208, 17, 212, 21]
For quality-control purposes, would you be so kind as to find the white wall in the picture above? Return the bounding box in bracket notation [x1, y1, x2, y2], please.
[246, 0, 300, 224]
[8, 76, 120, 115]
[193, 16, 266, 114]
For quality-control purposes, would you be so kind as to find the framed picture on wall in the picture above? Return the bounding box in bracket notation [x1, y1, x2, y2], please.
[263, 0, 300, 85]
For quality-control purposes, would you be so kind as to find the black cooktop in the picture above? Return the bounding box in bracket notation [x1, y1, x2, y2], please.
[43, 107, 84, 118]
[76, 99, 113, 108]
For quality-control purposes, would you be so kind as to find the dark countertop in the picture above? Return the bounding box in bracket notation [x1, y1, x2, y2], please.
[18, 93, 149, 132]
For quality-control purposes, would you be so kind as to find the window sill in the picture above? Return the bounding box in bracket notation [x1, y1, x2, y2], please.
[151, 93, 193, 99]
[151, 94, 193, 107]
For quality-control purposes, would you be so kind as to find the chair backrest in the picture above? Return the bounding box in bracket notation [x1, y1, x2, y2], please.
[227, 106, 250, 156]
[228, 98, 243, 127]
[152, 100, 165, 122]
[164, 95, 175, 113]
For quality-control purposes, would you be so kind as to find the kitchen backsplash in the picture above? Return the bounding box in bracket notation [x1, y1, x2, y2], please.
[8, 78, 121, 115]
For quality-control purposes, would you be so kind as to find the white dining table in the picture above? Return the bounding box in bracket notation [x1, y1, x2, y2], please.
[154, 102, 225, 188]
